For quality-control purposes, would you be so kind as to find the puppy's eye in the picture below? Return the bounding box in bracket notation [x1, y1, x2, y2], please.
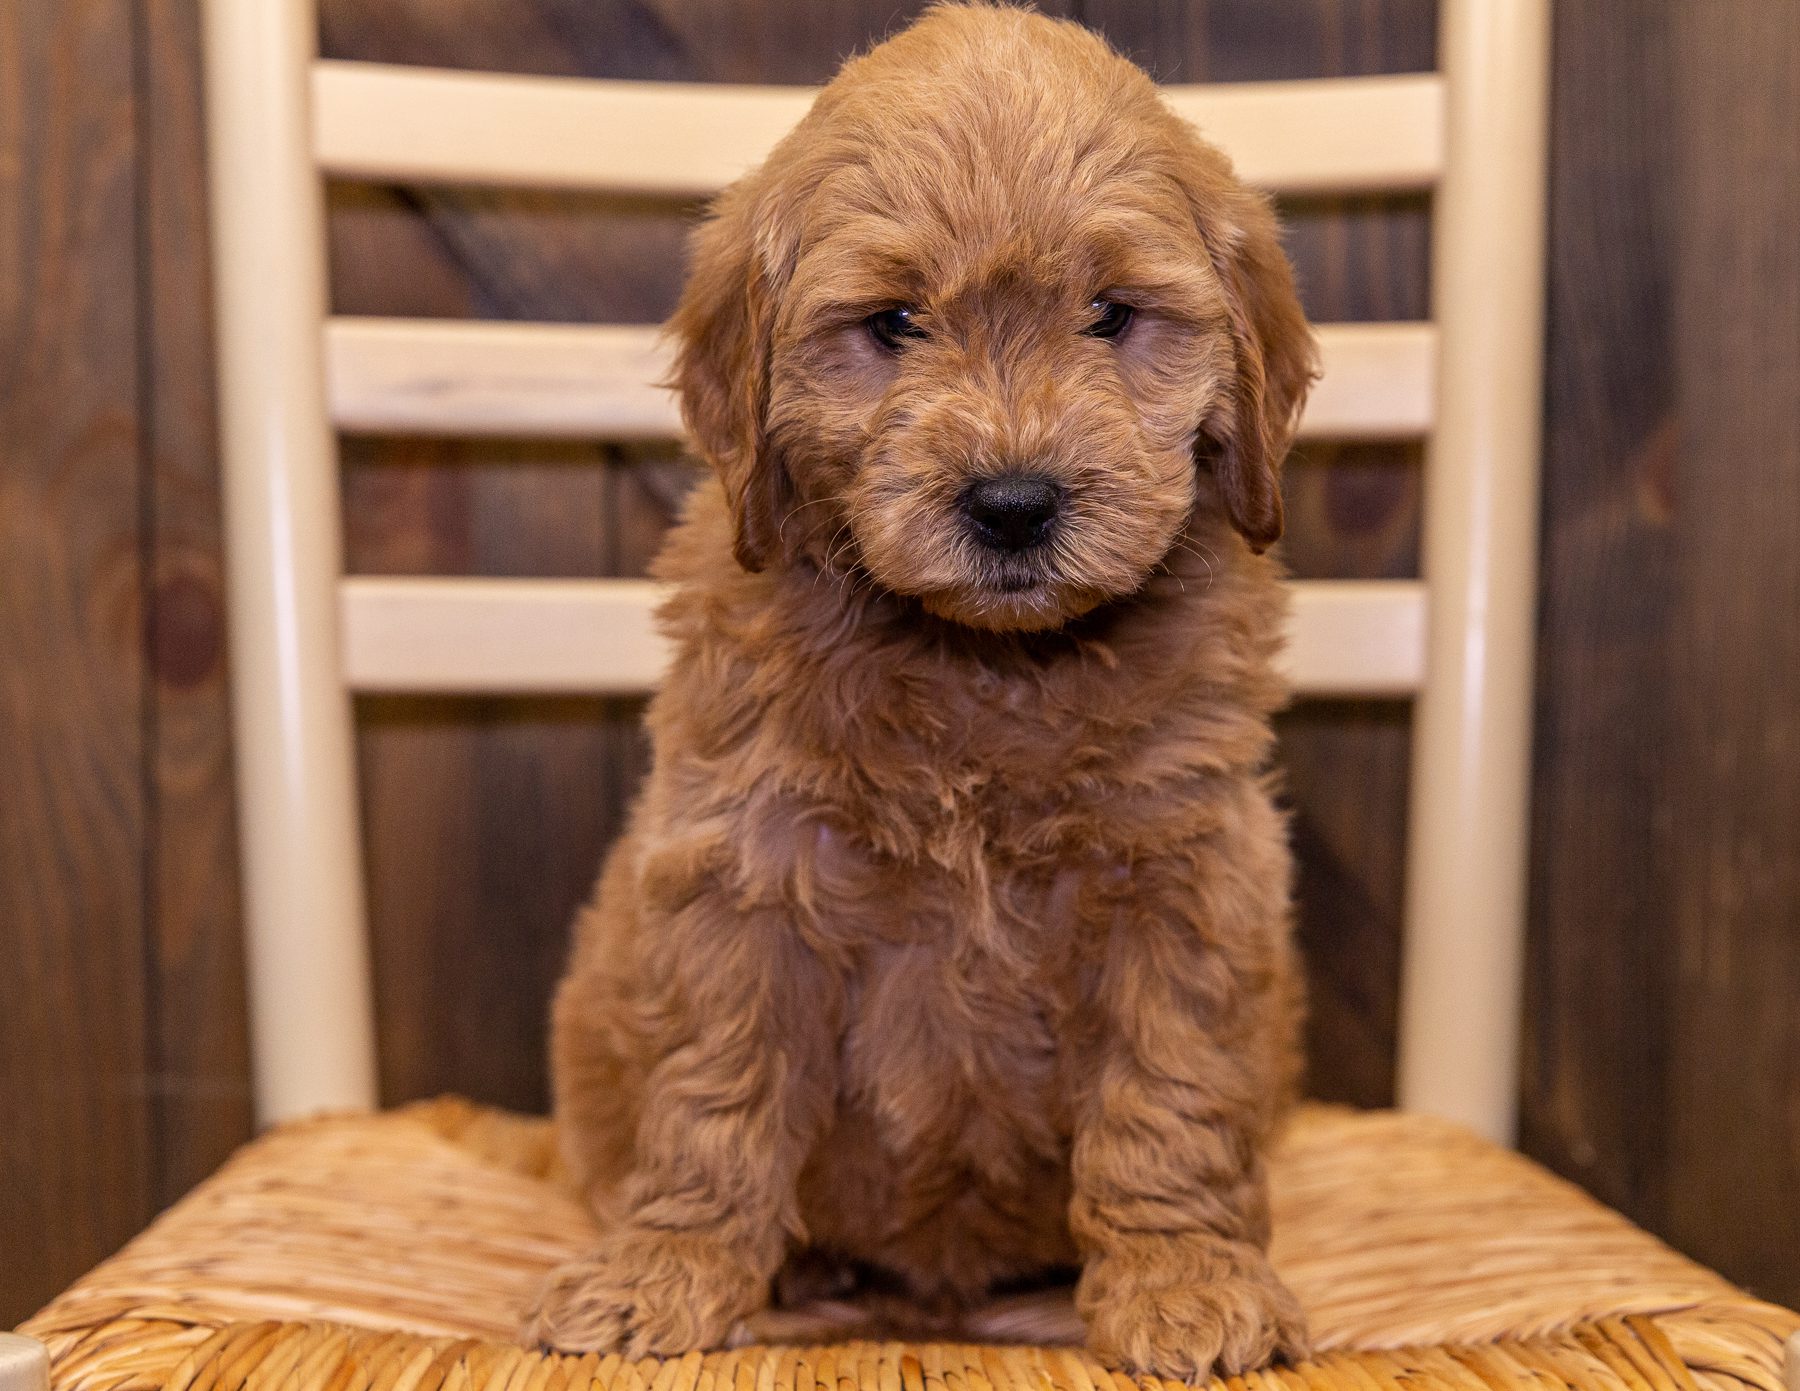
[1083, 298, 1135, 340]
[867, 306, 928, 351]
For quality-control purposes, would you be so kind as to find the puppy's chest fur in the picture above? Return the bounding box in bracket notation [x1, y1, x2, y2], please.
[698, 616, 1202, 1283]
[795, 833, 1102, 1288]
[768, 669, 1123, 1143]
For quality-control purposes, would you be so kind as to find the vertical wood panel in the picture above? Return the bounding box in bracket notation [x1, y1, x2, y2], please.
[0, 0, 153, 1324]
[1521, 0, 1800, 1308]
[1664, 0, 1800, 1308]
[1519, 0, 1677, 1231]
[138, 0, 256, 1213]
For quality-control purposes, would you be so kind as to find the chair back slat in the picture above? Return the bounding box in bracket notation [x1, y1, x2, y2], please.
[325, 318, 1438, 442]
[337, 577, 1426, 700]
[326, 319, 678, 441]
[313, 60, 1445, 197]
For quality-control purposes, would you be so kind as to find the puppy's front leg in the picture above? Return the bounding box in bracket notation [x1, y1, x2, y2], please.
[1071, 842, 1308, 1383]
[527, 887, 836, 1357]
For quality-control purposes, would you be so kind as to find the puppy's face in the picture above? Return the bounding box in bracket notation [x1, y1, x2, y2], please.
[773, 170, 1235, 634]
[674, 4, 1315, 632]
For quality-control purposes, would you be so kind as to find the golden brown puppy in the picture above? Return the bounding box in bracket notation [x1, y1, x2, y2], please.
[526, 2, 1316, 1381]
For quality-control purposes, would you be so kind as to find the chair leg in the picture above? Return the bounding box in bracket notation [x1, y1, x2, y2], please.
[1785, 1331, 1800, 1391]
[0, 1335, 48, 1391]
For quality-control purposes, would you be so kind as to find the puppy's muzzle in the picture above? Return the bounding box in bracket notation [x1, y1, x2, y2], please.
[962, 475, 1061, 552]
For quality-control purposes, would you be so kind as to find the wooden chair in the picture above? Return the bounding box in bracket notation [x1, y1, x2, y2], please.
[12, 3, 1799, 1391]
[232, 0, 1521, 1147]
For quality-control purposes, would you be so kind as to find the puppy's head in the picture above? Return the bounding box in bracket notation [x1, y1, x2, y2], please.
[672, 2, 1315, 632]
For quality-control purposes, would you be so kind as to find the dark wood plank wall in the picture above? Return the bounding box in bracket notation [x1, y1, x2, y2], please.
[1520, 0, 1679, 1233]
[1, 0, 155, 1328]
[1661, 1, 1800, 1296]
[1519, 0, 1800, 1289]
[4, 0, 1798, 1329]
[1, 0, 255, 1327]
[139, 0, 257, 1220]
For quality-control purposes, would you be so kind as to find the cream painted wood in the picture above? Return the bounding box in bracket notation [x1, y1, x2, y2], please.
[337, 577, 1423, 699]
[1307, 322, 1439, 440]
[1286, 580, 1428, 698]
[0, 1336, 50, 1391]
[312, 61, 1444, 197]
[326, 319, 677, 440]
[202, 0, 378, 1124]
[1396, 0, 1552, 1142]
[326, 318, 1436, 442]
[339, 577, 669, 696]
[1158, 73, 1443, 195]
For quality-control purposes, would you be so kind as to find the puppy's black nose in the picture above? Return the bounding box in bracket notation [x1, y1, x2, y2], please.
[963, 475, 1061, 551]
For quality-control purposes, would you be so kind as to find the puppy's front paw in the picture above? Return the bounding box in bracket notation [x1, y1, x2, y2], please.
[1079, 1244, 1308, 1384]
[522, 1227, 766, 1355]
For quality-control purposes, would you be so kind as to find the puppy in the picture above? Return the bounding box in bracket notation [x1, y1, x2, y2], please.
[526, 3, 1317, 1381]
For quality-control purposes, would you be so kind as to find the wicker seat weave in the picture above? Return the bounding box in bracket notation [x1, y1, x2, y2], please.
[22, 1102, 1797, 1391]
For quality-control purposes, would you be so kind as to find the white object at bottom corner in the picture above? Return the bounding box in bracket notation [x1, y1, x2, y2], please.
[0, 1335, 49, 1391]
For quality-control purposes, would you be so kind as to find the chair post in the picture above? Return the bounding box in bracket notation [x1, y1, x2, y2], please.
[202, 0, 378, 1122]
[1396, 0, 1552, 1142]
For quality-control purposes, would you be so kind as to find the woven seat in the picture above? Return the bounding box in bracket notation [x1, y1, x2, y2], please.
[21, 1102, 1796, 1391]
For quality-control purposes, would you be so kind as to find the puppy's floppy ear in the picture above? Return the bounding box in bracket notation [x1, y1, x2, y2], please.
[669, 179, 795, 573]
[1177, 140, 1318, 552]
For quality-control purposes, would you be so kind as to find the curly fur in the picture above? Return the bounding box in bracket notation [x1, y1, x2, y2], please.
[525, 4, 1318, 1381]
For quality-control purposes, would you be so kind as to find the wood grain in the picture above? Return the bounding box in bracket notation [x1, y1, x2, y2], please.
[138, 0, 256, 1216]
[1518, 0, 1677, 1237]
[344, 445, 631, 1111]
[0, 0, 153, 1324]
[1664, 0, 1800, 1308]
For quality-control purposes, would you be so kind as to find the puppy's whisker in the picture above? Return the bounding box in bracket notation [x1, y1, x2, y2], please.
[1167, 537, 1217, 590]
[782, 496, 835, 522]
[780, 493, 846, 546]
[1152, 557, 1188, 596]
[811, 518, 852, 579]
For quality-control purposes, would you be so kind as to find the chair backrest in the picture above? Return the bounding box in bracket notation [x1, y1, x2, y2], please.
[201, 1, 1549, 1141]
